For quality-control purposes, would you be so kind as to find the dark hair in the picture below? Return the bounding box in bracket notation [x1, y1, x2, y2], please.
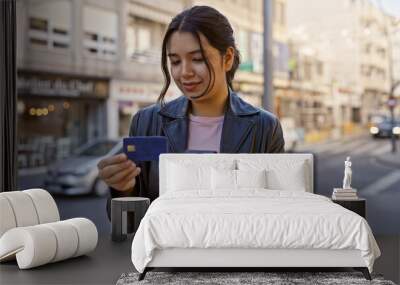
[158, 5, 241, 105]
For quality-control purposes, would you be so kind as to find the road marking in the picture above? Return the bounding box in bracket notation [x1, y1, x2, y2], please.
[297, 135, 391, 158]
[361, 170, 400, 196]
[307, 141, 348, 153]
[370, 143, 391, 156]
[322, 139, 368, 156]
[297, 135, 369, 154]
[351, 140, 385, 155]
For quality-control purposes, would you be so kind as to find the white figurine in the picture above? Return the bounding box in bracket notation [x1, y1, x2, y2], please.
[342, 156, 352, 189]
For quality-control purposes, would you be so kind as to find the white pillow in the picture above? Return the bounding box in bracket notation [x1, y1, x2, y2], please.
[167, 159, 236, 192]
[167, 163, 210, 191]
[266, 167, 306, 191]
[238, 159, 308, 191]
[211, 168, 236, 190]
[211, 168, 267, 191]
[237, 169, 267, 189]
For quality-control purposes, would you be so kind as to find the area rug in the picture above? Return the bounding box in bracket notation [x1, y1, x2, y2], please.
[116, 271, 396, 285]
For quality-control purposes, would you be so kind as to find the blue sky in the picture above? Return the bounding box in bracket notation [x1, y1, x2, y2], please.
[380, 0, 400, 17]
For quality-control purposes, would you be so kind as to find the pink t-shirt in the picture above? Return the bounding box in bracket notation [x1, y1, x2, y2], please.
[187, 114, 225, 153]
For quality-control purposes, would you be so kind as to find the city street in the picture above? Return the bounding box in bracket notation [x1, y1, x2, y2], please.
[299, 134, 400, 234]
[18, 134, 400, 235]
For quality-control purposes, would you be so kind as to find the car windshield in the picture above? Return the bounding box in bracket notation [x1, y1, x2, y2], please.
[381, 119, 400, 125]
[79, 141, 117, 157]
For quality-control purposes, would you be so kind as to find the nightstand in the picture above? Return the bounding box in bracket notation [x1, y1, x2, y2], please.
[332, 198, 366, 218]
[111, 197, 150, 242]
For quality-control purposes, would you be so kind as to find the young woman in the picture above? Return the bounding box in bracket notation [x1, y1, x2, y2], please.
[98, 6, 285, 206]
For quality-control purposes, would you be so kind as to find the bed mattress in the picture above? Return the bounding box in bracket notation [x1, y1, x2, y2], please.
[131, 190, 380, 273]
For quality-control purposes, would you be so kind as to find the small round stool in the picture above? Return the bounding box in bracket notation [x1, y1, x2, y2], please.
[111, 197, 150, 242]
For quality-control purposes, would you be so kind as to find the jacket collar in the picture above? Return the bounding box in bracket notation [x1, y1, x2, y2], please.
[158, 90, 259, 153]
[158, 90, 260, 118]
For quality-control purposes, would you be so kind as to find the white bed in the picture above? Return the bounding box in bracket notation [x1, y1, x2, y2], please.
[131, 154, 380, 280]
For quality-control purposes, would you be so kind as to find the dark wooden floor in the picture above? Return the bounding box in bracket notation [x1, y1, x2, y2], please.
[373, 235, 400, 284]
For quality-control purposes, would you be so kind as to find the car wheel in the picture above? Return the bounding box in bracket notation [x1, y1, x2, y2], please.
[92, 178, 109, 197]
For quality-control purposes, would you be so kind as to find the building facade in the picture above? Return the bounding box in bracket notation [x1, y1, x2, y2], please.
[16, 0, 183, 168]
[390, 16, 400, 101]
[287, 0, 391, 127]
[186, 0, 289, 110]
[16, 0, 291, 168]
[17, 0, 116, 168]
[107, 0, 182, 139]
[284, 39, 332, 133]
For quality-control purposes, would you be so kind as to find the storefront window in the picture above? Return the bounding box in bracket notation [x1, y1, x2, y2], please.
[17, 98, 105, 169]
[17, 71, 109, 170]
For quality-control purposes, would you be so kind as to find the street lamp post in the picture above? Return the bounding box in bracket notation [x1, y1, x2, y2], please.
[388, 83, 399, 153]
[377, 0, 399, 153]
[263, 0, 274, 112]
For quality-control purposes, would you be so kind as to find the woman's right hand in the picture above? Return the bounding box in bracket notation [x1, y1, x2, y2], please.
[97, 153, 141, 193]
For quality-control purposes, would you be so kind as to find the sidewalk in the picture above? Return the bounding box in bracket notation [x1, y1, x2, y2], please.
[18, 166, 47, 177]
[18, 166, 48, 189]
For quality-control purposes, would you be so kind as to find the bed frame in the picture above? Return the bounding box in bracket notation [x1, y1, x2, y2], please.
[138, 154, 372, 281]
[139, 248, 371, 280]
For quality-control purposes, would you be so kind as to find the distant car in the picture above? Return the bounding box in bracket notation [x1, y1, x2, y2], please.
[44, 139, 122, 196]
[370, 114, 388, 125]
[369, 119, 400, 138]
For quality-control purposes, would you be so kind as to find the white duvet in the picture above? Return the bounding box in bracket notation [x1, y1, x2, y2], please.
[131, 190, 380, 273]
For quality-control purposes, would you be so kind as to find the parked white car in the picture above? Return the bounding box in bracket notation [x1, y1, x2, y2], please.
[44, 139, 122, 196]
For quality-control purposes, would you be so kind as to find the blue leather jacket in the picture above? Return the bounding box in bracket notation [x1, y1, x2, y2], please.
[109, 91, 284, 205]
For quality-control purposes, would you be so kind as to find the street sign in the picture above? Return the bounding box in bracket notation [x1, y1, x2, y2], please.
[387, 98, 397, 108]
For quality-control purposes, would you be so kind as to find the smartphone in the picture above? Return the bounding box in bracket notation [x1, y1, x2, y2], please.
[123, 136, 168, 162]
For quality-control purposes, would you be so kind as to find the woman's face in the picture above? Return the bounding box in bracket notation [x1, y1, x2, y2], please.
[167, 31, 233, 101]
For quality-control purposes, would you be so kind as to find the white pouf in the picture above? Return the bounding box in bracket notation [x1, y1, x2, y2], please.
[42, 221, 79, 262]
[0, 189, 98, 269]
[23, 188, 60, 224]
[0, 196, 17, 237]
[0, 218, 98, 269]
[0, 191, 40, 227]
[0, 225, 57, 268]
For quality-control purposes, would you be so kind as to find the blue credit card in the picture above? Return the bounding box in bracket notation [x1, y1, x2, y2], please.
[123, 136, 168, 162]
